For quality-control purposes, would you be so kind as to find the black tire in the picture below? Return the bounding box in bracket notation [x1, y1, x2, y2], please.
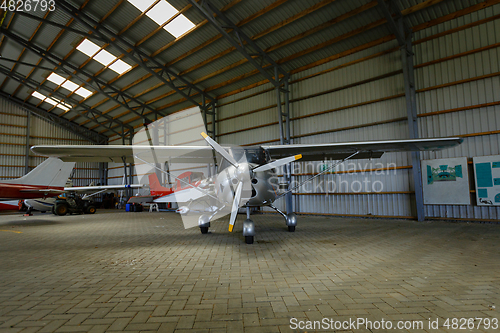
[86, 205, 96, 214]
[55, 203, 68, 216]
[51, 206, 55, 214]
[245, 236, 254, 244]
[200, 227, 209, 234]
[288, 226, 295, 232]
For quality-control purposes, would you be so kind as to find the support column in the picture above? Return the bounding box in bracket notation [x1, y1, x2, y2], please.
[401, 35, 425, 221]
[277, 72, 293, 214]
[25, 111, 30, 174]
[128, 135, 133, 198]
[377, 0, 424, 221]
[202, 99, 218, 175]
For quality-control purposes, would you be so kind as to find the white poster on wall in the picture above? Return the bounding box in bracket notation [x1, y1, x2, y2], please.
[472, 155, 500, 206]
[421, 157, 470, 205]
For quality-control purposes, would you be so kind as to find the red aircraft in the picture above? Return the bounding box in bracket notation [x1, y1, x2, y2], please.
[128, 171, 205, 205]
[0, 158, 75, 200]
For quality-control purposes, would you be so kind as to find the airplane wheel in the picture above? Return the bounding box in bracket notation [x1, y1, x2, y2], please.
[55, 203, 68, 216]
[86, 206, 96, 214]
[245, 236, 254, 244]
[200, 227, 209, 234]
[288, 226, 295, 232]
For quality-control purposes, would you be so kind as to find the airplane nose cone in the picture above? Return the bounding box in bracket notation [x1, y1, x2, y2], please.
[235, 164, 251, 182]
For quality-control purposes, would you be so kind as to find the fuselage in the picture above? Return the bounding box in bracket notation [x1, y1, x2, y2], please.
[0, 183, 63, 200]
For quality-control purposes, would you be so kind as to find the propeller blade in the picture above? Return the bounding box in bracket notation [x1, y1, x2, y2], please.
[253, 154, 302, 173]
[201, 132, 239, 167]
[228, 182, 243, 232]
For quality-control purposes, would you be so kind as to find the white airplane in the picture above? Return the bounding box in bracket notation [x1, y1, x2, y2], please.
[32, 135, 462, 243]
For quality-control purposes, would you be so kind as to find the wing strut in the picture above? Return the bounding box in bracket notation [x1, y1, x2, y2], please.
[275, 151, 360, 200]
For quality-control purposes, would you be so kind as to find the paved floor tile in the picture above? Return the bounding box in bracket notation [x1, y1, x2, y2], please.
[0, 211, 498, 332]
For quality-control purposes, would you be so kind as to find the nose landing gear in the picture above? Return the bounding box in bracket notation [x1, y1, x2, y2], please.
[243, 206, 255, 244]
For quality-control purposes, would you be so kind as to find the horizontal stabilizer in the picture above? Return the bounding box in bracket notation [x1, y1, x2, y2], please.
[128, 195, 157, 204]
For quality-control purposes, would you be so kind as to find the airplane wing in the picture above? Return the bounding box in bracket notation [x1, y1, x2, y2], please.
[261, 137, 463, 161]
[31, 145, 215, 163]
[64, 184, 144, 192]
[32, 137, 463, 163]
[20, 184, 144, 195]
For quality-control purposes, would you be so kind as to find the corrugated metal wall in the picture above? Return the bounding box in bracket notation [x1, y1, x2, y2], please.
[217, 4, 500, 221]
[0, 98, 99, 187]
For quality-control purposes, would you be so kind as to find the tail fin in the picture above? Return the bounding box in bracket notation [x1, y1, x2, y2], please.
[3, 158, 75, 187]
[148, 173, 169, 193]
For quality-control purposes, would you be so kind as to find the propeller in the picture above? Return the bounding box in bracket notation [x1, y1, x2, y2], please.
[228, 182, 243, 232]
[252, 154, 302, 172]
[201, 132, 239, 167]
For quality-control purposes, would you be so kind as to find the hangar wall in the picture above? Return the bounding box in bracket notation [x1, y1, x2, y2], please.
[0, 98, 99, 187]
[217, 4, 500, 221]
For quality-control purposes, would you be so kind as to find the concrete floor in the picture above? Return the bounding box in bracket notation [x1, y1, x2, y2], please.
[0, 210, 498, 333]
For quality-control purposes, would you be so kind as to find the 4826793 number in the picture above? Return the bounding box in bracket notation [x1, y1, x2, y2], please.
[1, 0, 55, 12]
[443, 317, 498, 330]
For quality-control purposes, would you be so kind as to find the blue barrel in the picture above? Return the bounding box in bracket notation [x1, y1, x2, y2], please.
[125, 203, 131, 212]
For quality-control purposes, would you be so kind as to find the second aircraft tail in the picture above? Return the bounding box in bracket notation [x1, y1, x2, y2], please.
[2, 158, 75, 187]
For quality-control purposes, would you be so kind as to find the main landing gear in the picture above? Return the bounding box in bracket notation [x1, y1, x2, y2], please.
[197, 206, 295, 244]
[270, 204, 297, 233]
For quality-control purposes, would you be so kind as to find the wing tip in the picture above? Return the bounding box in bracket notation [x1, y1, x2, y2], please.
[295, 154, 302, 160]
[201, 132, 208, 139]
[228, 225, 234, 232]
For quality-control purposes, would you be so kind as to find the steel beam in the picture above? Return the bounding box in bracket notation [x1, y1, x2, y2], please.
[0, 91, 107, 144]
[377, 0, 425, 221]
[0, 63, 130, 139]
[0, 57, 56, 71]
[56, 1, 216, 109]
[190, 0, 288, 88]
[0, 28, 158, 124]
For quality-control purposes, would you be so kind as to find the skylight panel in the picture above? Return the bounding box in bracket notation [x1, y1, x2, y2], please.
[109, 59, 132, 75]
[32, 91, 46, 101]
[44, 97, 58, 106]
[31, 91, 72, 110]
[128, 0, 156, 12]
[164, 14, 195, 38]
[77, 39, 100, 57]
[61, 80, 79, 92]
[47, 73, 65, 85]
[57, 104, 70, 111]
[74, 87, 93, 98]
[146, 1, 177, 25]
[93, 49, 115, 66]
